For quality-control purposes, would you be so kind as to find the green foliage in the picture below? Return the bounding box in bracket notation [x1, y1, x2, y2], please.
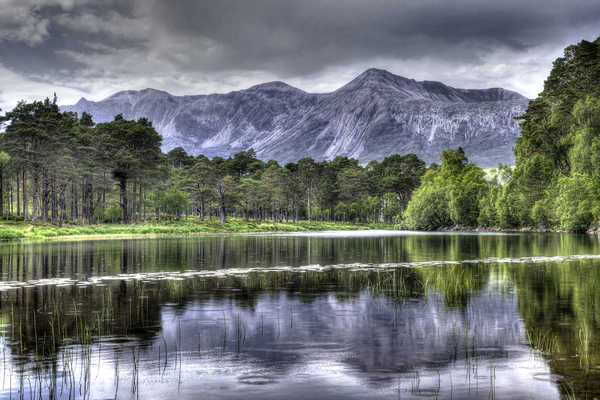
[402, 174, 450, 230]
[0, 95, 428, 229]
[449, 165, 487, 226]
[0, 151, 9, 166]
[104, 204, 123, 223]
[515, 38, 600, 173]
[159, 186, 189, 218]
[381, 193, 403, 223]
[369, 154, 426, 207]
[477, 185, 499, 227]
[570, 97, 600, 182]
[555, 174, 598, 232]
[403, 148, 489, 230]
[96, 115, 164, 223]
[531, 199, 551, 228]
[491, 37, 600, 231]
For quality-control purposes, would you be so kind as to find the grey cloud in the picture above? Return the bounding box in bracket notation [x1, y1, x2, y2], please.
[145, 0, 600, 74]
[0, 0, 598, 109]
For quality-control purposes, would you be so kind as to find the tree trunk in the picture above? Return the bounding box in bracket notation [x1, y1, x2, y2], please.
[94, 191, 102, 223]
[131, 180, 137, 222]
[0, 166, 4, 217]
[9, 181, 13, 218]
[200, 195, 205, 221]
[71, 181, 75, 221]
[41, 169, 49, 222]
[139, 183, 143, 221]
[102, 171, 106, 209]
[23, 170, 28, 219]
[83, 179, 92, 223]
[307, 183, 312, 222]
[16, 173, 20, 217]
[51, 176, 57, 222]
[32, 171, 39, 221]
[120, 178, 128, 223]
[58, 185, 66, 227]
[219, 195, 226, 224]
[72, 181, 79, 221]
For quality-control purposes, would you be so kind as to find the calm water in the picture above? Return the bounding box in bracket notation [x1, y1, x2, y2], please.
[0, 231, 600, 399]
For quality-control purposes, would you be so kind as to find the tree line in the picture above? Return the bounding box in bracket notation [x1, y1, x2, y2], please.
[0, 100, 426, 225]
[1, 36, 598, 231]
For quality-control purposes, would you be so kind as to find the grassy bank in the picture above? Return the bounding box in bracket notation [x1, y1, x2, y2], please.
[0, 218, 396, 241]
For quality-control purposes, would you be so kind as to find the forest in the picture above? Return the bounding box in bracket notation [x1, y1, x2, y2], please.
[0, 36, 599, 232]
[0, 103, 425, 226]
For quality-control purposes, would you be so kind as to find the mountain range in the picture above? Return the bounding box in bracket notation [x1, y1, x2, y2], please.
[62, 68, 529, 167]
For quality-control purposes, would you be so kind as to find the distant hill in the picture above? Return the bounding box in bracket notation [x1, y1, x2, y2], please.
[63, 68, 529, 167]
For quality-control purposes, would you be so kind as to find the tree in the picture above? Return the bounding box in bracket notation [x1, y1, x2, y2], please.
[215, 175, 235, 224]
[403, 172, 451, 230]
[230, 149, 261, 177]
[160, 185, 189, 219]
[261, 165, 290, 221]
[96, 115, 163, 223]
[0, 151, 9, 217]
[337, 167, 369, 203]
[1, 97, 65, 221]
[374, 154, 426, 206]
[297, 158, 318, 221]
[237, 177, 261, 221]
[555, 174, 597, 232]
[167, 147, 194, 168]
[403, 149, 488, 230]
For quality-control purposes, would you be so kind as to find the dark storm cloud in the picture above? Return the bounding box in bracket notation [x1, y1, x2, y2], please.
[147, 0, 600, 74]
[0, 0, 598, 109]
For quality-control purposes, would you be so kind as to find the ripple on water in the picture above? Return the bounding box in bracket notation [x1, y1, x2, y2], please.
[532, 372, 564, 383]
[2, 253, 600, 291]
[238, 374, 279, 385]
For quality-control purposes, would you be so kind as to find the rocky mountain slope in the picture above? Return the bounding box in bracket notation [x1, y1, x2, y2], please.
[63, 69, 529, 167]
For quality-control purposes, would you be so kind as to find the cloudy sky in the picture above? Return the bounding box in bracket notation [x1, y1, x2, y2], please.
[0, 0, 598, 110]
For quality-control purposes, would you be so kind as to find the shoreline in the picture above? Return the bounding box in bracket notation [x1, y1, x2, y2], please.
[0, 220, 591, 243]
[437, 225, 574, 234]
[0, 219, 395, 242]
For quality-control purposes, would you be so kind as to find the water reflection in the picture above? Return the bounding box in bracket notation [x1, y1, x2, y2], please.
[0, 232, 598, 398]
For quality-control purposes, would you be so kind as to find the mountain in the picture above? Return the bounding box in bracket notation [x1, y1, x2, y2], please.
[62, 68, 529, 167]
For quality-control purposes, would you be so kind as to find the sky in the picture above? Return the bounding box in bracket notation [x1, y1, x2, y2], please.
[0, 0, 598, 110]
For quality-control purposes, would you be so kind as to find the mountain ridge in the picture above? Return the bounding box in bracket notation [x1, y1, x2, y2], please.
[62, 68, 529, 167]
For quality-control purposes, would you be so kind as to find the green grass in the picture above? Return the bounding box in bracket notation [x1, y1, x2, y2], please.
[0, 218, 396, 241]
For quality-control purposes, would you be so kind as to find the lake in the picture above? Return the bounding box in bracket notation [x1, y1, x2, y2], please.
[0, 231, 599, 399]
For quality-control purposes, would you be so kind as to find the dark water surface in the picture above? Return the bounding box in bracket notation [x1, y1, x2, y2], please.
[0, 231, 599, 399]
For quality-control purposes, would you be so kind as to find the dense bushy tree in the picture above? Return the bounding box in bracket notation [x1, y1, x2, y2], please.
[403, 149, 488, 230]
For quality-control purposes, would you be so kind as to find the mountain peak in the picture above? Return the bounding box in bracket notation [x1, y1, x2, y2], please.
[339, 68, 416, 93]
[248, 81, 303, 92]
[139, 88, 171, 95]
[75, 97, 91, 106]
[358, 68, 399, 79]
[104, 88, 172, 102]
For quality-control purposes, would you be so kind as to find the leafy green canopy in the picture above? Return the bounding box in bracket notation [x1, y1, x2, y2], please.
[403, 148, 488, 230]
[504, 37, 600, 231]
